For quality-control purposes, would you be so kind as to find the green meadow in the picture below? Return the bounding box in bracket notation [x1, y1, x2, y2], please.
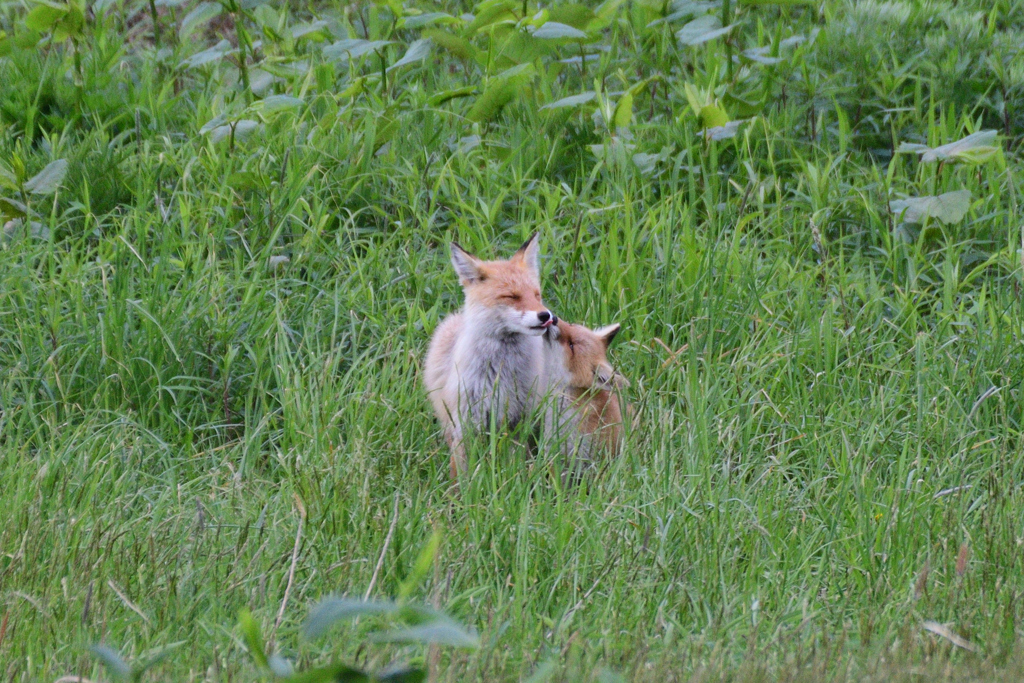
[1, 0, 1023, 679]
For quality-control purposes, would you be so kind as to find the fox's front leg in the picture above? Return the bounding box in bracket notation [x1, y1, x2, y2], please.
[445, 420, 466, 479]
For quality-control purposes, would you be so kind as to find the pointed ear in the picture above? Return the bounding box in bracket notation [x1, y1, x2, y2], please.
[595, 363, 629, 390]
[593, 323, 621, 348]
[511, 232, 540, 277]
[450, 242, 483, 284]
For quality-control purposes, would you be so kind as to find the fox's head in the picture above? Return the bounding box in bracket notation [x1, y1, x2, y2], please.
[544, 321, 627, 391]
[450, 233, 554, 336]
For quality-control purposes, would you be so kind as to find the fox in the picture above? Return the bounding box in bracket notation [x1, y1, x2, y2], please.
[423, 233, 555, 479]
[541, 320, 628, 467]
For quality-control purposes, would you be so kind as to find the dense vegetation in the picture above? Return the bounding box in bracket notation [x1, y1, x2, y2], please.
[1, 0, 1023, 679]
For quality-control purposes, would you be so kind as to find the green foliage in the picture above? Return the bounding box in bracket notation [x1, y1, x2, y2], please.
[2, 0, 1024, 680]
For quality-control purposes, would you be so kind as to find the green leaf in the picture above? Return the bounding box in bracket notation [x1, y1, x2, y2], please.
[179, 2, 222, 41]
[181, 40, 233, 68]
[613, 91, 633, 130]
[24, 159, 68, 195]
[399, 531, 441, 600]
[467, 67, 533, 123]
[699, 105, 729, 129]
[89, 645, 131, 681]
[676, 15, 734, 45]
[25, 4, 67, 32]
[52, 5, 84, 41]
[209, 120, 260, 143]
[533, 22, 589, 40]
[740, 0, 815, 5]
[401, 12, 458, 29]
[700, 119, 745, 140]
[465, 0, 517, 35]
[541, 91, 597, 110]
[387, 39, 431, 72]
[14, 29, 42, 49]
[302, 598, 398, 640]
[287, 663, 370, 683]
[890, 190, 972, 225]
[255, 95, 303, 113]
[428, 85, 477, 106]
[0, 197, 27, 220]
[291, 21, 330, 41]
[376, 666, 427, 682]
[323, 39, 393, 63]
[423, 30, 482, 63]
[898, 130, 1000, 165]
[547, 5, 596, 29]
[370, 621, 481, 648]
[238, 609, 269, 670]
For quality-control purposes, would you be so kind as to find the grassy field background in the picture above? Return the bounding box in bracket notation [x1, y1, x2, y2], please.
[1, 0, 1023, 679]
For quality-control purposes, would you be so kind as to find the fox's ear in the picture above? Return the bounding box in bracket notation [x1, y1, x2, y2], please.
[595, 364, 629, 390]
[594, 323, 621, 348]
[594, 363, 628, 390]
[450, 242, 483, 284]
[512, 232, 540, 277]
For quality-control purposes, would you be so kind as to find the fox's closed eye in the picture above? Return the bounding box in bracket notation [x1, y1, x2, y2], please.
[503, 294, 521, 301]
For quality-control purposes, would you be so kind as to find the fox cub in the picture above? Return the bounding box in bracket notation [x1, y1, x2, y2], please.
[542, 321, 628, 464]
[423, 234, 555, 479]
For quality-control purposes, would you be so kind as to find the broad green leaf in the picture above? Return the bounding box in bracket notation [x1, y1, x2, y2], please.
[648, 1, 716, 27]
[699, 104, 729, 129]
[199, 113, 228, 134]
[890, 190, 972, 225]
[387, 39, 431, 72]
[179, 2, 222, 41]
[899, 130, 1000, 165]
[238, 609, 269, 670]
[24, 159, 68, 195]
[700, 119, 745, 140]
[323, 39, 392, 63]
[613, 91, 633, 130]
[287, 663, 370, 683]
[89, 645, 131, 680]
[466, 0, 517, 34]
[370, 621, 480, 648]
[0, 161, 17, 191]
[540, 91, 597, 110]
[267, 654, 294, 677]
[533, 22, 588, 40]
[401, 12, 457, 29]
[423, 30, 481, 63]
[52, 6, 84, 41]
[740, 0, 814, 5]
[25, 4, 67, 32]
[181, 40, 232, 68]
[0, 197, 28, 221]
[742, 46, 784, 64]
[593, 0, 627, 25]
[256, 95, 303, 113]
[547, 4, 596, 29]
[467, 65, 535, 123]
[209, 120, 260, 143]
[14, 29, 42, 49]
[676, 15, 734, 45]
[302, 598, 398, 640]
[377, 666, 428, 682]
[428, 85, 477, 106]
[291, 21, 330, 41]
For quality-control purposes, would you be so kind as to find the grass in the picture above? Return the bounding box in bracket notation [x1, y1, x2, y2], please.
[1, 0, 1023, 679]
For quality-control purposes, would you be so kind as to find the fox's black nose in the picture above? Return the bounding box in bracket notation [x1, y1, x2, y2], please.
[537, 311, 551, 324]
[550, 315, 558, 325]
